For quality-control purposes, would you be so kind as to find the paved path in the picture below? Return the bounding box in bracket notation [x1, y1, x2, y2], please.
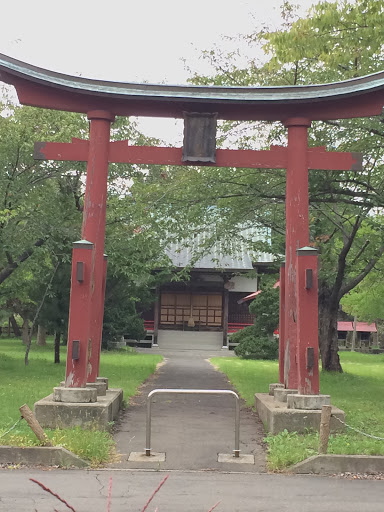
[1, 468, 384, 511]
[108, 347, 267, 472]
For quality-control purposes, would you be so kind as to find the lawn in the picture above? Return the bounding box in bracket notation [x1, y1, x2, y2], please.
[0, 337, 162, 465]
[211, 351, 384, 471]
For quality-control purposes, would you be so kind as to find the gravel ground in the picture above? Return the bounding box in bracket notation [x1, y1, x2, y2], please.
[334, 472, 384, 480]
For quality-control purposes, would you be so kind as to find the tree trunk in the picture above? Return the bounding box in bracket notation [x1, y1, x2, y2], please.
[318, 288, 343, 372]
[54, 331, 60, 364]
[21, 318, 29, 345]
[36, 325, 47, 346]
[9, 315, 21, 337]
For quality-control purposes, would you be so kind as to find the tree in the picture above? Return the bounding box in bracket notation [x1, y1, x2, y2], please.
[0, 96, 87, 290]
[341, 266, 384, 323]
[0, 94, 171, 363]
[129, 0, 384, 371]
[37, 262, 71, 363]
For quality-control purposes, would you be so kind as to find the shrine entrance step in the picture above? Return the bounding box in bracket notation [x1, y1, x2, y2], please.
[157, 330, 222, 350]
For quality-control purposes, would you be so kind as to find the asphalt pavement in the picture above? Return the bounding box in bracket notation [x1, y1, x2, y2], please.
[1, 468, 384, 511]
[108, 346, 266, 472]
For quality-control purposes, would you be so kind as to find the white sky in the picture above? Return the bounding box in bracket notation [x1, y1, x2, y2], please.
[0, 0, 318, 142]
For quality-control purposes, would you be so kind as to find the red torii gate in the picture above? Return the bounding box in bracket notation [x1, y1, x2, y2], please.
[1, 54, 383, 398]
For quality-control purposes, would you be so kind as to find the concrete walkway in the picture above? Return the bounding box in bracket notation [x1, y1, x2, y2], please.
[108, 347, 267, 472]
[2, 468, 384, 512]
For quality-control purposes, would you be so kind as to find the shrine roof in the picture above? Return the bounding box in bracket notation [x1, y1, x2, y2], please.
[1, 54, 384, 121]
[166, 227, 274, 271]
[337, 321, 377, 333]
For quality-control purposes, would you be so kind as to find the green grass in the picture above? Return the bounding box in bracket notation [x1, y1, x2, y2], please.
[212, 352, 384, 471]
[0, 338, 162, 465]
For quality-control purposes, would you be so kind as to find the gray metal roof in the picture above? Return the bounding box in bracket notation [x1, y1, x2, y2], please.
[1, 53, 384, 103]
[1, 54, 384, 121]
[166, 227, 274, 271]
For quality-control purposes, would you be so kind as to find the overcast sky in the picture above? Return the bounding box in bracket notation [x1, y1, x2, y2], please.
[0, 0, 319, 141]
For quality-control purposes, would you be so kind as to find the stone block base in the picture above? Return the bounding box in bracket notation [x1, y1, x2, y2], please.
[287, 393, 331, 410]
[274, 388, 298, 402]
[97, 377, 109, 389]
[34, 388, 123, 430]
[53, 387, 97, 403]
[86, 381, 107, 396]
[255, 393, 345, 434]
[269, 383, 284, 396]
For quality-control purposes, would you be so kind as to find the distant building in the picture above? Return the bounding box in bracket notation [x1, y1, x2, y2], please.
[141, 227, 274, 349]
[337, 321, 378, 351]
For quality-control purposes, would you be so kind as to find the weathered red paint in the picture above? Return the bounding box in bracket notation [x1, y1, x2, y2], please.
[92, 254, 108, 379]
[295, 248, 319, 395]
[284, 118, 311, 389]
[278, 263, 286, 385]
[35, 141, 361, 172]
[82, 111, 114, 383]
[65, 241, 94, 387]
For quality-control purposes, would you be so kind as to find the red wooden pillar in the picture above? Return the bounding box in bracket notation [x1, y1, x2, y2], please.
[92, 254, 108, 379]
[296, 247, 319, 395]
[81, 110, 114, 383]
[222, 287, 229, 348]
[65, 241, 94, 387]
[284, 117, 311, 389]
[278, 263, 286, 384]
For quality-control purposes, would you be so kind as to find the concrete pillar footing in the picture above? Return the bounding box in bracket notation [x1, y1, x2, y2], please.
[269, 383, 284, 396]
[274, 388, 298, 403]
[53, 387, 97, 403]
[96, 377, 109, 389]
[86, 382, 107, 396]
[287, 393, 331, 410]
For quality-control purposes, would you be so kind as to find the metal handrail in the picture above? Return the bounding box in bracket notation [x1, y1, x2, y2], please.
[145, 388, 240, 457]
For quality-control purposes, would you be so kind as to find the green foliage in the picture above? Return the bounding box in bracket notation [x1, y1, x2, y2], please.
[5, 427, 115, 467]
[249, 285, 280, 336]
[231, 282, 279, 360]
[0, 98, 169, 340]
[233, 328, 279, 360]
[264, 430, 319, 470]
[102, 300, 145, 346]
[262, 0, 384, 79]
[341, 269, 384, 322]
[210, 357, 278, 405]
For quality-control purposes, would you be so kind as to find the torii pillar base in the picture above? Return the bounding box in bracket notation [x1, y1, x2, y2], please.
[34, 387, 123, 431]
[254, 393, 345, 435]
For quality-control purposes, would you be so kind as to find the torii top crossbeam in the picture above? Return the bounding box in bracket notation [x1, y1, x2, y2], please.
[1, 53, 384, 121]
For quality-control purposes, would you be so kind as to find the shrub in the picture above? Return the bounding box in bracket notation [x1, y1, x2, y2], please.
[233, 326, 278, 360]
[249, 286, 279, 337]
[102, 308, 145, 348]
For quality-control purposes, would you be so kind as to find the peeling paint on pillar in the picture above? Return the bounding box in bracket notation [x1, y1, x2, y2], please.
[65, 241, 94, 388]
[278, 263, 286, 385]
[296, 246, 320, 395]
[283, 118, 311, 390]
[80, 111, 114, 383]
